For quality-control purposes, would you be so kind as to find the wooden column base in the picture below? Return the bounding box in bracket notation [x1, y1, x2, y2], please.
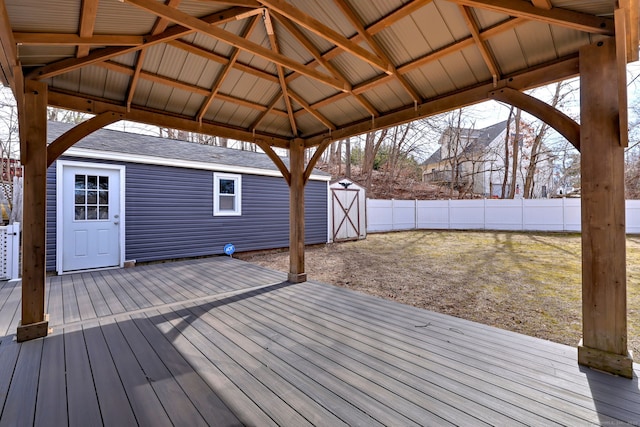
[578, 340, 634, 378]
[287, 272, 307, 283]
[16, 314, 50, 342]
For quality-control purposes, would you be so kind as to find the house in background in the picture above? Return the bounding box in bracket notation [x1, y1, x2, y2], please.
[422, 121, 554, 198]
[46, 121, 330, 274]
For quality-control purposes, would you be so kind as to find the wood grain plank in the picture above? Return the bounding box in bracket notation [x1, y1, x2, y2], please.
[133, 311, 242, 425]
[96, 270, 141, 312]
[61, 274, 81, 324]
[46, 275, 64, 326]
[0, 339, 43, 426]
[64, 323, 102, 426]
[71, 273, 97, 320]
[34, 332, 67, 427]
[0, 281, 20, 336]
[116, 316, 208, 427]
[89, 269, 126, 315]
[82, 320, 137, 426]
[0, 337, 21, 418]
[79, 272, 111, 317]
[99, 317, 172, 427]
[153, 308, 277, 426]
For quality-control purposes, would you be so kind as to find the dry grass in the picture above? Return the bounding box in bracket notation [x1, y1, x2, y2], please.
[238, 230, 640, 357]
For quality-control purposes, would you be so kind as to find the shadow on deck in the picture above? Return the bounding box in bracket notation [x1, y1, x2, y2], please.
[0, 257, 638, 426]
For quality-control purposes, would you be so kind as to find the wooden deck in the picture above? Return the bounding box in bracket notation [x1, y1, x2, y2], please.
[0, 257, 638, 426]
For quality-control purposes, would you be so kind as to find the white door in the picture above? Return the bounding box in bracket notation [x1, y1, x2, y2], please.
[60, 164, 123, 272]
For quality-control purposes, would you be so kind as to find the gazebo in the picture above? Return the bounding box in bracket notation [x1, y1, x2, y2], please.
[0, 0, 637, 378]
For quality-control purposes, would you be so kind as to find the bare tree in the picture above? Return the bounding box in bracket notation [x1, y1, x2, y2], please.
[362, 130, 387, 191]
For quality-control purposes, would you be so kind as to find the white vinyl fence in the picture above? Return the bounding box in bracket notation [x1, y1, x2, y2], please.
[0, 222, 20, 280]
[367, 199, 640, 234]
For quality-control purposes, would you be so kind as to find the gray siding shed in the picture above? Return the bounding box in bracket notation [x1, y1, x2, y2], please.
[45, 122, 329, 272]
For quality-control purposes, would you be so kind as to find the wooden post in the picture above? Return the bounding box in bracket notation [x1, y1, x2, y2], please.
[16, 80, 49, 342]
[577, 39, 633, 378]
[288, 138, 307, 283]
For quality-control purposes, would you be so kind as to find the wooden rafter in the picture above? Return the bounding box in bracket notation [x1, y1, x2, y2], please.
[0, 0, 17, 89]
[12, 34, 144, 46]
[459, 5, 501, 84]
[77, 0, 99, 57]
[167, 39, 279, 83]
[47, 111, 124, 166]
[449, 0, 614, 35]
[288, 89, 336, 131]
[271, 10, 378, 118]
[304, 55, 579, 147]
[122, 0, 349, 92]
[265, 10, 298, 136]
[47, 89, 291, 148]
[619, 0, 640, 63]
[127, 0, 183, 111]
[250, 94, 282, 130]
[99, 60, 289, 116]
[333, 0, 421, 103]
[531, 0, 552, 10]
[258, 0, 392, 74]
[197, 15, 260, 123]
[26, 6, 256, 80]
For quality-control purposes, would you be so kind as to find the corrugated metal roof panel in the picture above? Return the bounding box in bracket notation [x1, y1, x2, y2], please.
[318, 96, 370, 127]
[513, 21, 557, 67]
[7, 0, 79, 32]
[288, 75, 338, 106]
[437, 49, 486, 89]
[16, 46, 76, 67]
[486, 29, 528, 76]
[432, 0, 472, 41]
[94, 1, 156, 35]
[219, 70, 280, 107]
[362, 80, 413, 114]
[103, 69, 131, 102]
[551, 27, 600, 58]
[348, 0, 407, 28]
[471, 6, 510, 30]
[552, 1, 615, 16]
[331, 52, 380, 86]
[412, 59, 457, 97]
[257, 113, 293, 137]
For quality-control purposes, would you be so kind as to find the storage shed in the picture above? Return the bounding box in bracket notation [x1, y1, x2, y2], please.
[329, 179, 366, 242]
[46, 121, 330, 274]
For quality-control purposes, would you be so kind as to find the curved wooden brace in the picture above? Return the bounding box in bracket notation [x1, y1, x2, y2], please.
[47, 111, 124, 166]
[488, 87, 580, 151]
[253, 140, 291, 185]
[304, 138, 333, 184]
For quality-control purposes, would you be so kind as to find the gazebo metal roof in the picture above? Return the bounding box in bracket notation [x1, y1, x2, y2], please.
[1, 0, 633, 149]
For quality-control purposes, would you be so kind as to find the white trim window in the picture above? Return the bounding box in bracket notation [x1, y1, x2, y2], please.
[214, 172, 242, 216]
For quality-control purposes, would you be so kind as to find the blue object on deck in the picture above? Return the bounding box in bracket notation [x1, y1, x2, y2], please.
[224, 243, 235, 256]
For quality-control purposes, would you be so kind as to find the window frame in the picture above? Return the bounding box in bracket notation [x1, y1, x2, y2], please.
[213, 172, 242, 216]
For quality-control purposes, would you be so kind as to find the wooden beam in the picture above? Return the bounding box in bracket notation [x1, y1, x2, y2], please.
[577, 38, 633, 379]
[615, 8, 629, 148]
[333, 0, 421, 102]
[304, 138, 333, 184]
[488, 87, 579, 150]
[531, 0, 551, 10]
[304, 55, 579, 147]
[77, 0, 99, 57]
[287, 138, 306, 283]
[265, 10, 297, 136]
[258, 0, 392, 74]
[450, 0, 614, 35]
[273, 11, 379, 117]
[46, 89, 291, 148]
[288, 90, 336, 131]
[197, 14, 259, 122]
[17, 79, 49, 342]
[12, 33, 144, 46]
[47, 112, 124, 166]
[27, 6, 255, 80]
[122, 0, 350, 92]
[0, 0, 17, 89]
[253, 140, 291, 185]
[167, 39, 279, 83]
[620, 0, 640, 63]
[459, 5, 501, 84]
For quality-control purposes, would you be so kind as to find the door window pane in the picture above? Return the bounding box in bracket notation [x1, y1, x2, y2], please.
[74, 174, 109, 221]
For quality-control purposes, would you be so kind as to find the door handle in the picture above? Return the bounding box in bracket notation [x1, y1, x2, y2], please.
[114, 222, 119, 225]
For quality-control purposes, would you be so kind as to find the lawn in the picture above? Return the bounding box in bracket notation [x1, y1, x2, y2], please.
[239, 230, 640, 357]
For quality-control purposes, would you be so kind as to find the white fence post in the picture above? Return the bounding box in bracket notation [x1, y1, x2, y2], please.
[9, 222, 19, 280]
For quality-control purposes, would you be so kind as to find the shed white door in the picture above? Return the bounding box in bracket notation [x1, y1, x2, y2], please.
[61, 164, 122, 272]
[331, 188, 361, 241]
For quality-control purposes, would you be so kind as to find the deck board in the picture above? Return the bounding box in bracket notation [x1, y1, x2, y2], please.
[0, 256, 638, 426]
